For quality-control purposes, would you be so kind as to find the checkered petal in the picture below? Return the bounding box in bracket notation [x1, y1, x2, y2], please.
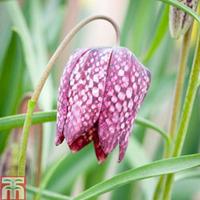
[55, 49, 90, 145]
[62, 48, 112, 156]
[56, 47, 151, 163]
[97, 48, 151, 162]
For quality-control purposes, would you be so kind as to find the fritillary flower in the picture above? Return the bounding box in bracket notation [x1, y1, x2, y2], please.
[55, 47, 151, 163]
[169, 0, 198, 39]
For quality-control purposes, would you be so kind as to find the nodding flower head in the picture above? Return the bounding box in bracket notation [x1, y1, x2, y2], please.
[55, 47, 151, 163]
[169, 0, 198, 39]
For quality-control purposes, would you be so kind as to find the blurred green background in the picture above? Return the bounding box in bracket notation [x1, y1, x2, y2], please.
[0, 0, 200, 199]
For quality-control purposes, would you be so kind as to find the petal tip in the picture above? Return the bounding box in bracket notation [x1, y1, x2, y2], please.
[97, 159, 105, 164]
[118, 155, 124, 163]
[55, 135, 64, 146]
[70, 149, 77, 154]
[95, 148, 108, 164]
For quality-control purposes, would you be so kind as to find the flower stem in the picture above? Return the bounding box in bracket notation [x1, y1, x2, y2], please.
[163, 30, 200, 199]
[18, 100, 36, 176]
[168, 29, 192, 140]
[31, 15, 120, 103]
[17, 15, 120, 176]
[35, 123, 43, 187]
[153, 28, 192, 200]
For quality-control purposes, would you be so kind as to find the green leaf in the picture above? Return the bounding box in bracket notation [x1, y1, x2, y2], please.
[45, 147, 96, 194]
[5, 0, 54, 109]
[143, 5, 169, 63]
[176, 169, 200, 181]
[0, 111, 170, 144]
[5, 0, 56, 169]
[0, 31, 24, 115]
[74, 154, 200, 200]
[0, 31, 25, 153]
[35, 156, 66, 200]
[158, 0, 200, 24]
[182, 96, 200, 154]
[5, 1, 37, 86]
[110, 163, 134, 200]
[135, 117, 170, 145]
[121, 0, 157, 56]
[0, 111, 56, 131]
[83, 158, 110, 193]
[126, 137, 155, 199]
[0, 4, 12, 69]
[130, 0, 156, 56]
[120, 0, 135, 46]
[172, 178, 200, 200]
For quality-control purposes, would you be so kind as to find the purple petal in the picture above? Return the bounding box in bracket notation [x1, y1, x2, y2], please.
[118, 52, 151, 161]
[63, 48, 112, 154]
[56, 46, 151, 163]
[98, 48, 132, 155]
[98, 48, 151, 162]
[56, 49, 90, 145]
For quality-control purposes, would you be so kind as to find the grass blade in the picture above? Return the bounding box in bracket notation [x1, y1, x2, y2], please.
[0, 111, 169, 143]
[74, 154, 200, 200]
[0, 31, 25, 153]
[143, 5, 169, 63]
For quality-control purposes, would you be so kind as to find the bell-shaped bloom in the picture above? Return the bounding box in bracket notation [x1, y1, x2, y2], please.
[55, 47, 151, 163]
[169, 0, 198, 39]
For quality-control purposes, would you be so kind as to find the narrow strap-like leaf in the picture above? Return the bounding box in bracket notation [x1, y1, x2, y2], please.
[74, 154, 200, 200]
[0, 110, 169, 144]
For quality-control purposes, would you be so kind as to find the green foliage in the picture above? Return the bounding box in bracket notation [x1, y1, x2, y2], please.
[25, 154, 200, 200]
[74, 154, 200, 200]
[0, 0, 200, 199]
[0, 31, 26, 153]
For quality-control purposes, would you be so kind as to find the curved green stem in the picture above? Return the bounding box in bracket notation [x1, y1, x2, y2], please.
[31, 15, 120, 103]
[163, 31, 200, 199]
[0, 111, 170, 145]
[17, 15, 120, 176]
[135, 117, 170, 146]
